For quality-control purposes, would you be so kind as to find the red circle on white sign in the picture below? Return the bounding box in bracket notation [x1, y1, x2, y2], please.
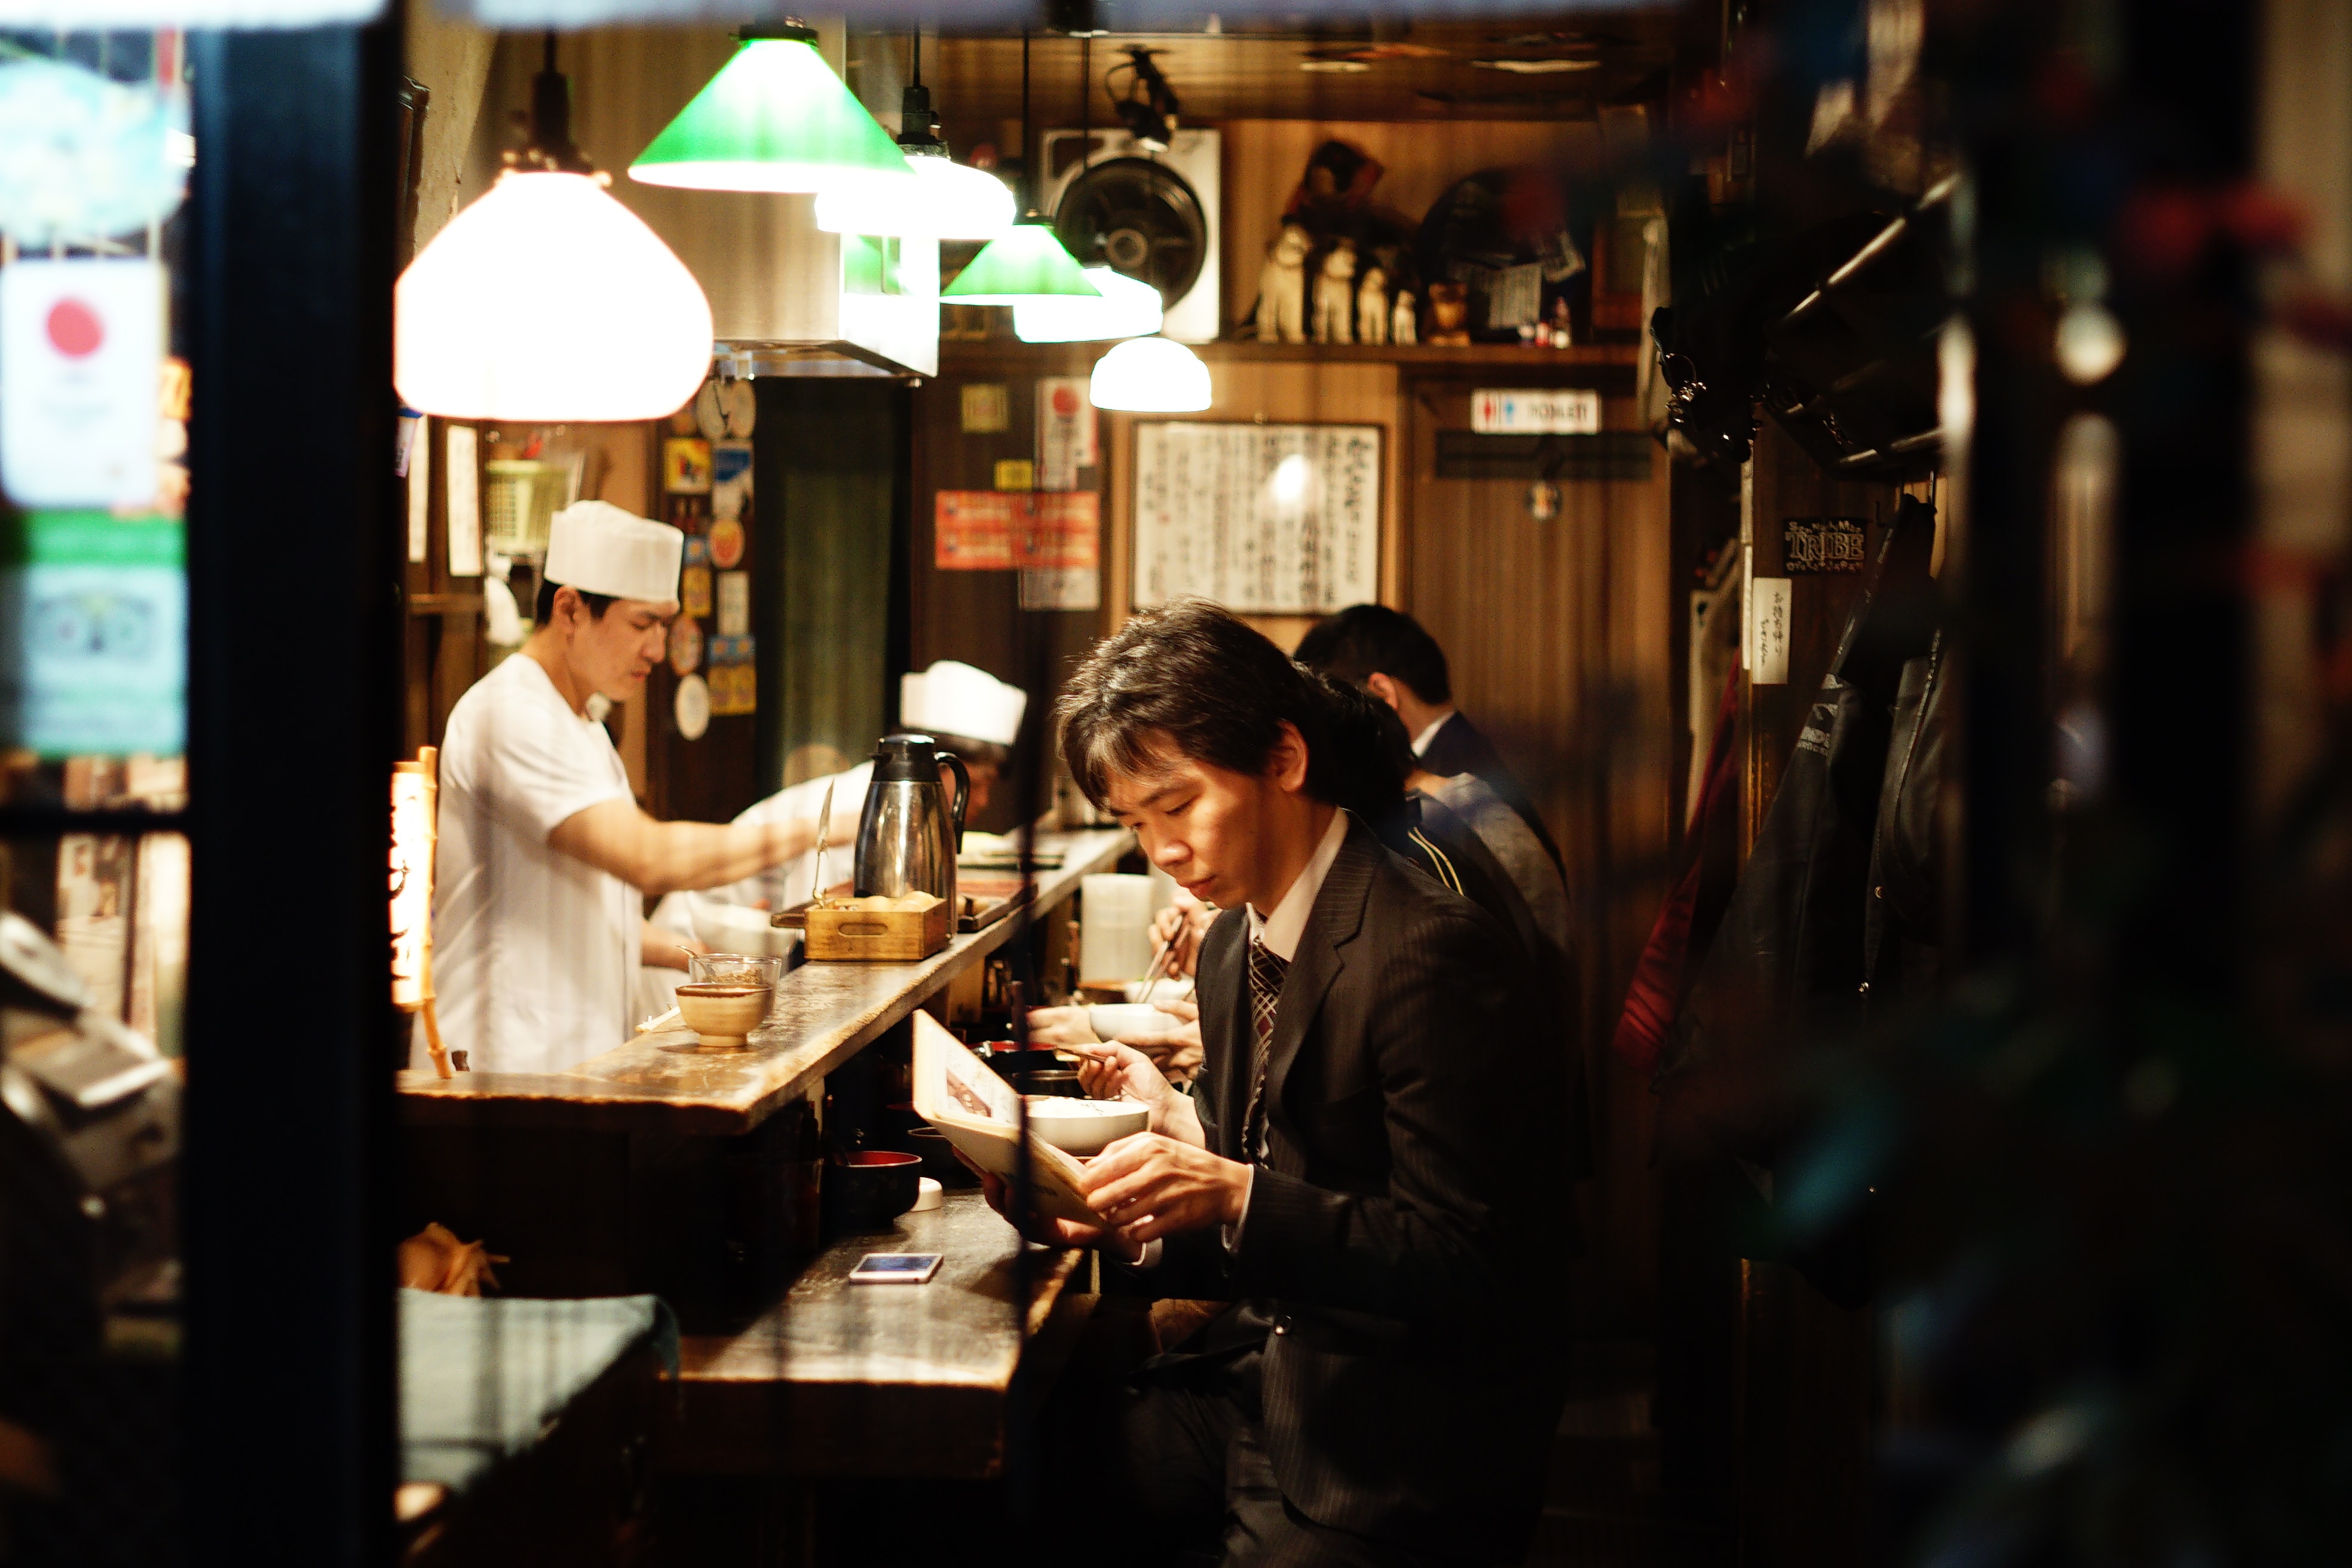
[46, 299, 103, 358]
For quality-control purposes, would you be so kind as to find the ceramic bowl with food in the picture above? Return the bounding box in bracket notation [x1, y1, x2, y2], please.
[1024, 1095, 1150, 1157]
[676, 952, 782, 1048]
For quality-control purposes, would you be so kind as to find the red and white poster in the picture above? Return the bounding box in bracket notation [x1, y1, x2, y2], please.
[1035, 376, 1098, 492]
[935, 491, 1100, 571]
[0, 258, 162, 510]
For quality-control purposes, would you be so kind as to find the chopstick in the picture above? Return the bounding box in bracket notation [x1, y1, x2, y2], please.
[1135, 930, 1175, 1003]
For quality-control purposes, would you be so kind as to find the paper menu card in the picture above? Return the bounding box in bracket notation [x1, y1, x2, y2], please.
[910, 1011, 1098, 1226]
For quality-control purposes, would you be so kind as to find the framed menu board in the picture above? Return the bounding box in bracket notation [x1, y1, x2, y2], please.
[1132, 422, 1381, 614]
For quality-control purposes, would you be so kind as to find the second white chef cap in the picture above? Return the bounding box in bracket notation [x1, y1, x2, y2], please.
[901, 660, 1027, 747]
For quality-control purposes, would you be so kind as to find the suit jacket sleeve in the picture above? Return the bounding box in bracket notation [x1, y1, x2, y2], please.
[1107, 916, 1246, 1300]
[1228, 905, 1554, 1322]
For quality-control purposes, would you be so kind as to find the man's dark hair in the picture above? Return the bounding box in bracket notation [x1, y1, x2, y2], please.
[1305, 672, 1411, 826]
[1292, 604, 1452, 705]
[1056, 598, 1329, 806]
[533, 578, 615, 624]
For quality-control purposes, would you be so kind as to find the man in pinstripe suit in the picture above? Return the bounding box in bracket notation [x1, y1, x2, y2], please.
[1027, 600, 1572, 1567]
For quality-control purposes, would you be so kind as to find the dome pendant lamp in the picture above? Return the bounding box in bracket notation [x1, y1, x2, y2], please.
[630, 20, 914, 194]
[816, 30, 1013, 240]
[396, 35, 713, 423]
[941, 28, 1099, 305]
[1090, 335, 1211, 412]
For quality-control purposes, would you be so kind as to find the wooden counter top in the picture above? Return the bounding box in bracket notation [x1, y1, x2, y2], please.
[659, 1192, 1094, 1478]
[396, 828, 1131, 1137]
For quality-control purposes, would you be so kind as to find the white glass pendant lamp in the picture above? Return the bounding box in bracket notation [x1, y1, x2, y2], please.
[1013, 267, 1163, 343]
[395, 170, 713, 422]
[1089, 335, 1211, 412]
[816, 154, 1013, 240]
[396, 41, 712, 423]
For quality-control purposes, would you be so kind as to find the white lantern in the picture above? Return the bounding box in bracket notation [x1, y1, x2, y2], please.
[394, 171, 713, 423]
[1089, 335, 1211, 413]
[816, 156, 1013, 240]
[1014, 267, 1164, 344]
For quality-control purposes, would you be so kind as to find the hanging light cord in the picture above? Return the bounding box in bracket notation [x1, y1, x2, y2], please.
[1021, 28, 1036, 218]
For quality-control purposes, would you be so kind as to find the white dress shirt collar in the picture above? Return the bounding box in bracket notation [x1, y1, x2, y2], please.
[1245, 808, 1349, 962]
[1410, 709, 1457, 758]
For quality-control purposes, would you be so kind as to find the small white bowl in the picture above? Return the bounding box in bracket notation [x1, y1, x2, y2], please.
[1088, 1003, 1184, 1042]
[1025, 1097, 1150, 1157]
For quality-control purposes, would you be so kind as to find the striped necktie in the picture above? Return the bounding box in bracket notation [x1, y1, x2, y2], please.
[1242, 936, 1288, 1162]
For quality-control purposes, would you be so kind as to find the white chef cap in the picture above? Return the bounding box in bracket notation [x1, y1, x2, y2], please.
[543, 500, 684, 603]
[901, 660, 1027, 748]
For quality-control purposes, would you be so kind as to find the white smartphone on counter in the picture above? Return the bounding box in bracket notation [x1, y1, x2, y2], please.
[849, 1252, 943, 1285]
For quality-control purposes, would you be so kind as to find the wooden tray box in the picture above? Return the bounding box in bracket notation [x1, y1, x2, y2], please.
[779, 894, 951, 962]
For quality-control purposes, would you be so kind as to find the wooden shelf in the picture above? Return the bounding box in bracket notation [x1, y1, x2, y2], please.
[939, 338, 1642, 373]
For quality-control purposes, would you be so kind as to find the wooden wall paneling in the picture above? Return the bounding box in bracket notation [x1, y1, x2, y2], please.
[912, 345, 1108, 834]
[1734, 1258, 1876, 1568]
[1218, 120, 1609, 339]
[1402, 370, 1670, 1334]
[1104, 356, 1404, 651]
[1740, 421, 1903, 853]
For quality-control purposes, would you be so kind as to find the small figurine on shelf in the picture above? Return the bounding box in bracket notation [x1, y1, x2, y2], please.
[1391, 289, 1419, 345]
[1426, 280, 1471, 345]
[1355, 264, 1389, 345]
[1312, 238, 1358, 345]
[1255, 222, 1313, 343]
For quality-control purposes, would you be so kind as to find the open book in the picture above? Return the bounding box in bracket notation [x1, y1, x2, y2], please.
[911, 1010, 1100, 1226]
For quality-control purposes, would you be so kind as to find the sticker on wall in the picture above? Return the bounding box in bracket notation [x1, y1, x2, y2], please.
[715, 570, 749, 637]
[993, 458, 1034, 492]
[405, 412, 431, 565]
[673, 672, 710, 741]
[681, 565, 712, 618]
[694, 378, 755, 441]
[1471, 387, 1599, 435]
[708, 661, 757, 717]
[1019, 566, 1100, 612]
[960, 382, 1009, 434]
[0, 510, 186, 758]
[663, 437, 712, 495]
[706, 634, 753, 664]
[0, 258, 163, 509]
[0, 60, 186, 249]
[682, 534, 709, 568]
[1036, 376, 1097, 492]
[443, 424, 482, 577]
[1783, 517, 1867, 574]
[1746, 576, 1791, 685]
[935, 491, 1100, 571]
[668, 614, 703, 676]
[708, 515, 745, 570]
[711, 439, 753, 522]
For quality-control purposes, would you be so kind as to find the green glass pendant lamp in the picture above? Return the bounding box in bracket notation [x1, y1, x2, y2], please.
[630, 20, 913, 193]
[941, 28, 1098, 305]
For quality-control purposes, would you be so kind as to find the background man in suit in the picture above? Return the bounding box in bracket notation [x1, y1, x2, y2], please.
[1293, 603, 1564, 875]
[1010, 599, 1570, 1567]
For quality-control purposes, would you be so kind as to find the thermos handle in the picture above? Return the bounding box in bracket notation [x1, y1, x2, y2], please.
[936, 751, 971, 850]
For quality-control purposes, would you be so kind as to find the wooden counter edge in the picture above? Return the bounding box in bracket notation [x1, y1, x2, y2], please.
[655, 1247, 1094, 1480]
[395, 829, 1133, 1135]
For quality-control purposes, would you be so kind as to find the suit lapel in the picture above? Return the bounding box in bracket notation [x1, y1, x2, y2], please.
[1261, 820, 1379, 1148]
[1194, 909, 1252, 1156]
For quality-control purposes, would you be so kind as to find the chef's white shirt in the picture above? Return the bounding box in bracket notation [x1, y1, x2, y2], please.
[425, 654, 638, 1074]
[644, 760, 875, 948]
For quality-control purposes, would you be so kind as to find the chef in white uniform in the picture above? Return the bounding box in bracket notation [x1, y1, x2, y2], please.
[428, 501, 816, 1074]
[652, 660, 1027, 935]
